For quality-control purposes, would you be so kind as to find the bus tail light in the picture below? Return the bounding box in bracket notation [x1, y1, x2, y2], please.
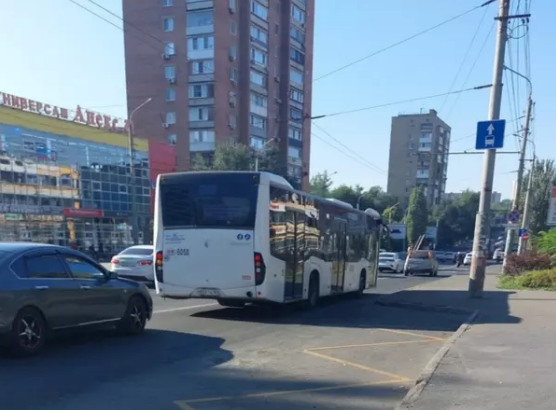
[254, 252, 266, 286]
[155, 251, 164, 282]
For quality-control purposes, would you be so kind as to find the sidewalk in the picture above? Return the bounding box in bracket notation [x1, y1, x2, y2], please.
[381, 268, 556, 410]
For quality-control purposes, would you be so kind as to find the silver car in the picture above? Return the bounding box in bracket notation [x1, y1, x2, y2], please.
[404, 250, 439, 276]
[110, 246, 154, 284]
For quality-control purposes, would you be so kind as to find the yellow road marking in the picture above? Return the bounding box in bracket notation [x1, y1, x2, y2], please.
[306, 338, 445, 351]
[174, 378, 408, 408]
[376, 328, 446, 342]
[303, 349, 411, 381]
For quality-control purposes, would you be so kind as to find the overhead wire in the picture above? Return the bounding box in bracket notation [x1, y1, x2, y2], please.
[313, 0, 496, 82]
[438, 3, 491, 114]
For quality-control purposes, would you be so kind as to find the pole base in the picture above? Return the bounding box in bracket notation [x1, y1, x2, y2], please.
[468, 276, 485, 299]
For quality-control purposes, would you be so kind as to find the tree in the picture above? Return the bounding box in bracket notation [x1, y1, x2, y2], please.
[524, 159, 556, 234]
[405, 186, 428, 246]
[434, 191, 480, 247]
[309, 171, 334, 197]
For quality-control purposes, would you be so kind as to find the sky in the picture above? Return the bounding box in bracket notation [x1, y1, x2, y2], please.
[1, 0, 554, 199]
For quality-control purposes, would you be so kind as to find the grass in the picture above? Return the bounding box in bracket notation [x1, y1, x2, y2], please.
[498, 269, 556, 291]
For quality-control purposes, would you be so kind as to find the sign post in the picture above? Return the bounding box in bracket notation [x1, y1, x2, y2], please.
[475, 119, 506, 150]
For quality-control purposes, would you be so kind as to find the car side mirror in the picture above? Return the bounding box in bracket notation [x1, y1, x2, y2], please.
[109, 271, 119, 280]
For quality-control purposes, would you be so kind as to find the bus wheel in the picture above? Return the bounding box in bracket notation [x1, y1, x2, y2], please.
[217, 299, 245, 308]
[306, 272, 320, 309]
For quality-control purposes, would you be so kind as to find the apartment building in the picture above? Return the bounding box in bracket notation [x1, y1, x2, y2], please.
[387, 109, 451, 207]
[122, 0, 315, 189]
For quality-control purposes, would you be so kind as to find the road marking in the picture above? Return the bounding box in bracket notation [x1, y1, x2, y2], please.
[376, 328, 446, 342]
[303, 349, 411, 381]
[153, 303, 217, 314]
[174, 378, 407, 409]
[306, 338, 446, 351]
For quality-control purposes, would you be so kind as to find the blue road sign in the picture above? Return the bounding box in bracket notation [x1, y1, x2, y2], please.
[518, 228, 528, 237]
[475, 119, 506, 150]
[508, 210, 520, 223]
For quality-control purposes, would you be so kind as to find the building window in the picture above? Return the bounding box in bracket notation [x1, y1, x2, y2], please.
[229, 0, 236, 12]
[290, 26, 304, 43]
[229, 67, 238, 82]
[190, 60, 214, 74]
[189, 107, 214, 122]
[187, 35, 214, 51]
[163, 17, 174, 32]
[288, 146, 301, 158]
[167, 134, 177, 145]
[291, 4, 305, 23]
[288, 127, 302, 141]
[290, 68, 304, 85]
[162, 0, 173, 6]
[289, 108, 303, 121]
[230, 21, 237, 35]
[190, 129, 215, 142]
[165, 42, 175, 55]
[186, 11, 214, 27]
[250, 114, 267, 129]
[290, 48, 305, 65]
[250, 70, 266, 87]
[229, 114, 237, 129]
[251, 48, 267, 66]
[188, 83, 214, 98]
[289, 88, 303, 103]
[250, 93, 267, 108]
[164, 65, 176, 79]
[251, 1, 268, 20]
[250, 136, 265, 150]
[229, 45, 237, 60]
[166, 112, 176, 124]
[250, 25, 268, 45]
[166, 88, 176, 102]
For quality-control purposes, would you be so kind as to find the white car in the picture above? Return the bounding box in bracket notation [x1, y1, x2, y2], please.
[379, 252, 404, 273]
[111, 245, 154, 284]
[493, 249, 504, 263]
[463, 252, 473, 266]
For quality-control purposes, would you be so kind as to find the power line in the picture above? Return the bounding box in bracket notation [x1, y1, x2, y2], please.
[313, 1, 495, 83]
[311, 122, 386, 175]
[320, 84, 491, 118]
[439, 3, 491, 114]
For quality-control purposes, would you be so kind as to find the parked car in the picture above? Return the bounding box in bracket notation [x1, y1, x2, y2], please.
[110, 245, 154, 284]
[378, 252, 404, 273]
[463, 252, 473, 266]
[0, 243, 153, 356]
[444, 251, 457, 263]
[493, 249, 504, 263]
[404, 250, 439, 276]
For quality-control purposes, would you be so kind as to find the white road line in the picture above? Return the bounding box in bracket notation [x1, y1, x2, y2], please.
[153, 303, 218, 314]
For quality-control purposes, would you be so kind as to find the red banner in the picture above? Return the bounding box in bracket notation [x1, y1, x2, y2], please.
[63, 208, 103, 218]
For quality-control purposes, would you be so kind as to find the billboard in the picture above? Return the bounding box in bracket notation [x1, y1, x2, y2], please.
[547, 187, 556, 226]
[389, 224, 406, 240]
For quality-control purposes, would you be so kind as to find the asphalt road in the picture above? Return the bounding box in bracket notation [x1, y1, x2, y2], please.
[1, 266, 462, 410]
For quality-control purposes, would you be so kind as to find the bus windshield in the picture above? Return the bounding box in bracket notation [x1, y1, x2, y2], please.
[159, 173, 258, 229]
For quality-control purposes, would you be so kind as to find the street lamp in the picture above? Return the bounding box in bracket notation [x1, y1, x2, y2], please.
[128, 97, 152, 245]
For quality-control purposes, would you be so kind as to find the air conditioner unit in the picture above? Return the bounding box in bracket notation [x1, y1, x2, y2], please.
[228, 123, 236, 130]
[230, 78, 238, 85]
[162, 53, 170, 60]
[228, 54, 235, 62]
[275, 98, 282, 103]
[274, 76, 280, 82]
[162, 123, 170, 129]
[167, 77, 176, 84]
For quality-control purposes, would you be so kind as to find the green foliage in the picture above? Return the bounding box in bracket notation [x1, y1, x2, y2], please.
[309, 171, 334, 197]
[405, 186, 428, 245]
[533, 229, 556, 255]
[524, 159, 556, 234]
[498, 269, 556, 291]
[435, 190, 480, 248]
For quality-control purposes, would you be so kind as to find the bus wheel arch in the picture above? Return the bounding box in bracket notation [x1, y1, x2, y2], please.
[357, 269, 367, 296]
[307, 270, 320, 308]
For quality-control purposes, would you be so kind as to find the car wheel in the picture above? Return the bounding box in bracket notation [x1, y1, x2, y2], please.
[306, 273, 319, 309]
[217, 299, 245, 308]
[118, 296, 147, 336]
[10, 307, 47, 357]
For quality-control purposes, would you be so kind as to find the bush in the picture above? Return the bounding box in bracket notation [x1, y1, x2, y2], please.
[499, 269, 556, 290]
[504, 252, 552, 275]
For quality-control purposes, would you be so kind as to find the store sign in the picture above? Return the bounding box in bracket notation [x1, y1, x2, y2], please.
[0, 92, 131, 133]
[63, 208, 104, 218]
[0, 204, 62, 214]
[546, 188, 556, 226]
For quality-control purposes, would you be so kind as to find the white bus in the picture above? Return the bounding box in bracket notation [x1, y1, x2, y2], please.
[153, 171, 383, 308]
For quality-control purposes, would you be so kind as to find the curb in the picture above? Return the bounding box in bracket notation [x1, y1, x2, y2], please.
[394, 308, 480, 410]
[376, 299, 474, 316]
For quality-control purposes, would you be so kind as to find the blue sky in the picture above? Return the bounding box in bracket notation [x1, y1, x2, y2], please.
[2, 0, 553, 198]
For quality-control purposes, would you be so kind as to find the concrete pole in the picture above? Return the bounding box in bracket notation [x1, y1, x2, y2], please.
[502, 94, 533, 269]
[469, 0, 511, 298]
[518, 156, 535, 253]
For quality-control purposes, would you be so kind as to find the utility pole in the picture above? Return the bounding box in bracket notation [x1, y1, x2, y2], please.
[518, 155, 535, 253]
[128, 97, 152, 245]
[502, 94, 533, 269]
[469, 0, 511, 298]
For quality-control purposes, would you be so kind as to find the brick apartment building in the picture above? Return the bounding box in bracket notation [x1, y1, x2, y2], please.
[122, 0, 315, 189]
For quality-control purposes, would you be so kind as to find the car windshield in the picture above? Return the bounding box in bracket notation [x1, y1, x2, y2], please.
[119, 247, 153, 256]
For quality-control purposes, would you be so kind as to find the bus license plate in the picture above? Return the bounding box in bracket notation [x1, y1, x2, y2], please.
[195, 288, 220, 297]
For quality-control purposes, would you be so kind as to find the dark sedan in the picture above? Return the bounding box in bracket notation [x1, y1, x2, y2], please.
[0, 243, 153, 356]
